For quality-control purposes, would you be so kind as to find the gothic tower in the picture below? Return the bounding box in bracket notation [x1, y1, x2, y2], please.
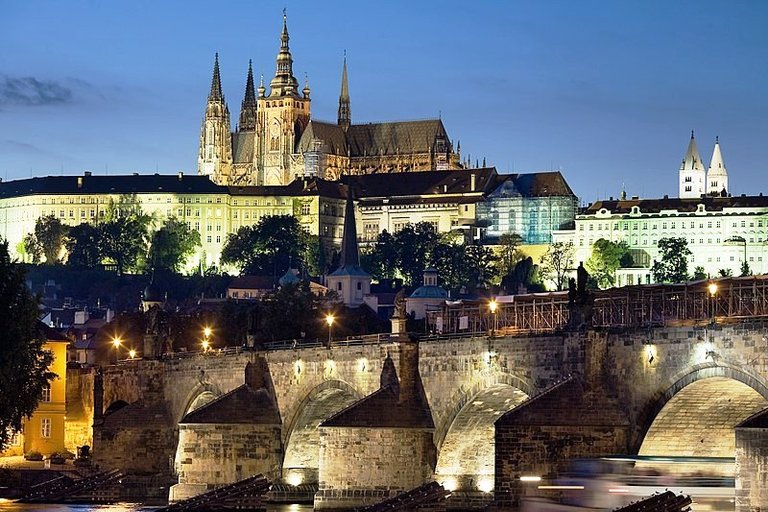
[678, 131, 706, 199]
[198, 53, 233, 184]
[255, 13, 311, 186]
[707, 136, 729, 196]
[337, 53, 351, 131]
[238, 60, 257, 132]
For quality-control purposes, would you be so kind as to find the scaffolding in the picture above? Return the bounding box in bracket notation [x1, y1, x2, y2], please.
[426, 275, 768, 335]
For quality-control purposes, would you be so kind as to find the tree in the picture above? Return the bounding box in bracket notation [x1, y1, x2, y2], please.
[692, 266, 707, 281]
[65, 223, 102, 268]
[99, 195, 152, 275]
[34, 215, 68, 264]
[0, 239, 54, 451]
[718, 268, 733, 278]
[496, 233, 524, 282]
[741, 261, 752, 277]
[221, 215, 311, 276]
[651, 237, 692, 283]
[22, 233, 42, 264]
[394, 222, 440, 286]
[585, 238, 631, 289]
[502, 256, 545, 293]
[463, 244, 499, 290]
[539, 241, 575, 290]
[148, 217, 201, 273]
[361, 230, 400, 281]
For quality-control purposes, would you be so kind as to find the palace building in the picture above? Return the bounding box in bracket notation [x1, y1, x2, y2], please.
[198, 14, 462, 187]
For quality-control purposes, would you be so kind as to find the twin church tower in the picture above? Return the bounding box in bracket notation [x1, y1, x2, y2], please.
[678, 131, 729, 199]
[197, 14, 462, 187]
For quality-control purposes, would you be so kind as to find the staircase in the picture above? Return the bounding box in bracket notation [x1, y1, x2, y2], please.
[357, 481, 451, 512]
[16, 469, 123, 503]
[156, 474, 272, 512]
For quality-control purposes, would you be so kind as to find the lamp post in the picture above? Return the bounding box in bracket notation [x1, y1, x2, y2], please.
[325, 314, 335, 346]
[128, 349, 137, 360]
[708, 282, 718, 325]
[489, 299, 498, 337]
[202, 326, 212, 352]
[111, 337, 122, 363]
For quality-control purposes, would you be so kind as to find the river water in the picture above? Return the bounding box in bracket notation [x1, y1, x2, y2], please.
[0, 503, 313, 511]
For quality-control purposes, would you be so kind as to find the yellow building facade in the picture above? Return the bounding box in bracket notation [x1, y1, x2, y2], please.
[2, 324, 69, 457]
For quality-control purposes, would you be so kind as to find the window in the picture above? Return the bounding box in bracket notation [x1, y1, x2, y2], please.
[685, 185, 692, 192]
[216, 236, 221, 243]
[357, 282, 362, 290]
[41, 384, 51, 402]
[685, 176, 692, 183]
[337, 282, 342, 291]
[301, 204, 310, 216]
[206, 236, 212, 243]
[41, 418, 51, 438]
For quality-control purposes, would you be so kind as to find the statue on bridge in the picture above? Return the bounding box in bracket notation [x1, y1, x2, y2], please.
[144, 304, 173, 358]
[567, 262, 594, 331]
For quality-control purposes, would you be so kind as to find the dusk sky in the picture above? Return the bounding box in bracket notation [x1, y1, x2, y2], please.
[1, 1, 766, 202]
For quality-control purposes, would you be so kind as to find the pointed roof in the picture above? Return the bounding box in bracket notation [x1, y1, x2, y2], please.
[340, 186, 359, 266]
[208, 53, 224, 102]
[340, 53, 350, 101]
[708, 136, 727, 176]
[180, 385, 281, 425]
[269, 12, 299, 97]
[338, 53, 351, 129]
[680, 130, 705, 171]
[242, 60, 256, 105]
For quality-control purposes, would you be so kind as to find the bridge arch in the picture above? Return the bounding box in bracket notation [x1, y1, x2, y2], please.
[434, 372, 531, 492]
[635, 363, 768, 456]
[281, 379, 362, 486]
[177, 382, 222, 423]
[103, 400, 129, 416]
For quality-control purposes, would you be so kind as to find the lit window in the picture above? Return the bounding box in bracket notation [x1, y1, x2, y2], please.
[41, 384, 51, 402]
[41, 418, 51, 438]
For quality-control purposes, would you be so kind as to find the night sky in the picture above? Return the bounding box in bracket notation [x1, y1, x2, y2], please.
[1, 0, 766, 202]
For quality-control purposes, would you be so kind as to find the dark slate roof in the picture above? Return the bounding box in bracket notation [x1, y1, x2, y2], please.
[232, 131, 256, 163]
[296, 121, 348, 155]
[496, 377, 628, 427]
[228, 275, 276, 291]
[584, 194, 768, 215]
[180, 385, 281, 425]
[346, 119, 448, 157]
[37, 321, 70, 342]
[102, 401, 173, 428]
[321, 384, 434, 429]
[737, 408, 768, 429]
[0, 174, 225, 198]
[345, 168, 498, 200]
[498, 171, 576, 198]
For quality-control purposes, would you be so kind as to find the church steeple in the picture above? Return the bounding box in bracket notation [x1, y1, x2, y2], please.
[338, 52, 351, 131]
[238, 59, 257, 131]
[339, 184, 360, 268]
[678, 130, 706, 198]
[707, 136, 729, 196]
[269, 12, 299, 97]
[209, 53, 224, 102]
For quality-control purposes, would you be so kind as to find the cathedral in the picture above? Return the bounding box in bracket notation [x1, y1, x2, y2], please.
[197, 14, 462, 187]
[678, 131, 729, 198]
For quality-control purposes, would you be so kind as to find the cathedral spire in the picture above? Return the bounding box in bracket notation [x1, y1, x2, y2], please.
[338, 51, 351, 130]
[680, 130, 705, 171]
[238, 60, 257, 131]
[209, 53, 224, 102]
[707, 136, 728, 196]
[269, 11, 299, 97]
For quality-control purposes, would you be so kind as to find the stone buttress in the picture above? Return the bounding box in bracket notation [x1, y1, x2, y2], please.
[315, 338, 435, 510]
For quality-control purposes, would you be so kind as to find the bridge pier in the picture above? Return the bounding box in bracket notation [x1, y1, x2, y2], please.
[736, 409, 768, 511]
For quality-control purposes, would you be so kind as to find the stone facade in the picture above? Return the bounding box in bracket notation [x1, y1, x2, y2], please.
[316, 427, 435, 510]
[735, 417, 768, 512]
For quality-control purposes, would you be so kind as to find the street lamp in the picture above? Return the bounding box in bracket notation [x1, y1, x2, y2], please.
[489, 299, 498, 336]
[325, 314, 335, 346]
[128, 349, 137, 360]
[111, 337, 122, 363]
[708, 282, 718, 324]
[202, 326, 212, 352]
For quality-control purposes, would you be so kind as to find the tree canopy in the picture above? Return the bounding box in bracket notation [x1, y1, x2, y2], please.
[651, 237, 692, 283]
[221, 215, 315, 276]
[31, 215, 68, 264]
[0, 239, 54, 452]
[539, 241, 575, 290]
[586, 238, 632, 289]
[99, 195, 152, 275]
[148, 217, 201, 273]
[65, 223, 103, 269]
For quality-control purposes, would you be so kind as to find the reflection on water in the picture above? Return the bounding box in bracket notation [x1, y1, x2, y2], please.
[0, 503, 313, 512]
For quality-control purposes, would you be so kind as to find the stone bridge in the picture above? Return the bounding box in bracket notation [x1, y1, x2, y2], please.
[84, 319, 768, 510]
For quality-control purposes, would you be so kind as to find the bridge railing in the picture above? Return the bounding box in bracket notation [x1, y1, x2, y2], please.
[427, 275, 768, 335]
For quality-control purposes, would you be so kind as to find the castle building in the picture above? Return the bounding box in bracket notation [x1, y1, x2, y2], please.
[554, 134, 762, 287]
[197, 14, 461, 187]
[679, 131, 729, 198]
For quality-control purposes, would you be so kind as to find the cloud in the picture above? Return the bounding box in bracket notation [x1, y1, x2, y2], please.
[0, 75, 74, 106]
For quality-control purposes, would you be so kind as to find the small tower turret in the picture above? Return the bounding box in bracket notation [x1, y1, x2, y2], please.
[238, 60, 257, 132]
[707, 136, 728, 196]
[198, 53, 233, 184]
[269, 12, 299, 98]
[678, 130, 706, 198]
[337, 52, 351, 131]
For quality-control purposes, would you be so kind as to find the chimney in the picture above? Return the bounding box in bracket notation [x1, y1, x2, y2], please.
[84, 170, 92, 177]
[470, 173, 476, 192]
